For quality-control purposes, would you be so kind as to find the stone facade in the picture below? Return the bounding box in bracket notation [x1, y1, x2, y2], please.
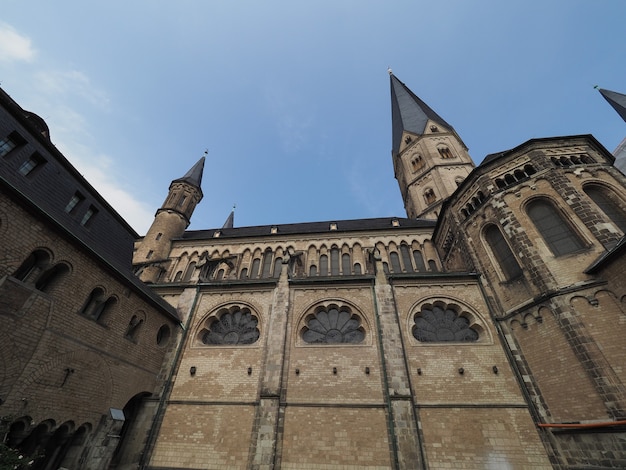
[2, 75, 626, 469]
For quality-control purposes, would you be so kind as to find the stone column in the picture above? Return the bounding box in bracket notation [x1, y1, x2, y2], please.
[249, 260, 290, 469]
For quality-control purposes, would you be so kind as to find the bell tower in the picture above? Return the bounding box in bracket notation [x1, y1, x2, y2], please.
[133, 156, 205, 283]
[390, 73, 475, 219]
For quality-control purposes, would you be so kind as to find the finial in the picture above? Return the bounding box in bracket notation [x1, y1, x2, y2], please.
[388, 67, 393, 76]
[593, 85, 599, 89]
[232, 203, 236, 211]
[203, 149, 208, 157]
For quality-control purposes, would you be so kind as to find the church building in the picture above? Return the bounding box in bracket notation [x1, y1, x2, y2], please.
[1, 75, 626, 469]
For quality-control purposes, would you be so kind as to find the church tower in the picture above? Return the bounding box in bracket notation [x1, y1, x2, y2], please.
[133, 157, 205, 283]
[390, 73, 475, 219]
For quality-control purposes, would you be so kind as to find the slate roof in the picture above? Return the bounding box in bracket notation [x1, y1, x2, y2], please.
[390, 74, 454, 156]
[173, 156, 205, 188]
[0, 87, 179, 321]
[599, 88, 626, 123]
[181, 217, 436, 240]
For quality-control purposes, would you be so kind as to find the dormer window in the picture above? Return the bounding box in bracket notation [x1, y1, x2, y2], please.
[271, 226, 278, 234]
[391, 219, 400, 227]
[65, 192, 84, 213]
[404, 136, 412, 144]
[430, 125, 439, 132]
[330, 223, 338, 231]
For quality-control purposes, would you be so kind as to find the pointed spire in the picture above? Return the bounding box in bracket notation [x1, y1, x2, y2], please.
[390, 74, 453, 156]
[599, 88, 626, 123]
[222, 205, 235, 229]
[173, 153, 205, 188]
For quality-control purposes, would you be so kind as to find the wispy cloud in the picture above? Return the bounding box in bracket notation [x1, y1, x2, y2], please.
[34, 69, 110, 110]
[0, 22, 36, 63]
[54, 139, 155, 233]
[0, 21, 151, 232]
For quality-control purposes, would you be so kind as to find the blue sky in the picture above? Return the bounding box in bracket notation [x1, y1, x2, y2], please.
[2, 1, 625, 234]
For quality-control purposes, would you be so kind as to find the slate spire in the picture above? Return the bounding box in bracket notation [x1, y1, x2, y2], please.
[390, 73, 454, 156]
[173, 156, 205, 188]
[222, 207, 235, 229]
[599, 88, 626, 123]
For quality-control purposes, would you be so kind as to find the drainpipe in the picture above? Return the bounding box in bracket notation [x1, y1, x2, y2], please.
[140, 285, 201, 469]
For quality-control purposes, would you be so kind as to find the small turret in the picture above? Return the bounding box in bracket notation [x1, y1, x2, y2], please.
[133, 157, 205, 283]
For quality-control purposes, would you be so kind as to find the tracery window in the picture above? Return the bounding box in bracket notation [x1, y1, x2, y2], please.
[198, 305, 260, 345]
[301, 305, 365, 344]
[484, 224, 522, 281]
[412, 303, 478, 342]
[527, 198, 585, 256]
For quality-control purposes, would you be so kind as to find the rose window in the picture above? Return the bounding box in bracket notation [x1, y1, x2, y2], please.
[199, 306, 260, 345]
[302, 305, 364, 344]
[412, 303, 478, 342]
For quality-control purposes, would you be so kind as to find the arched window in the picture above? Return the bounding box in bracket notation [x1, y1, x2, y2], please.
[584, 185, 626, 233]
[341, 253, 351, 275]
[413, 250, 426, 271]
[182, 261, 196, 282]
[319, 255, 328, 276]
[354, 263, 362, 275]
[174, 271, 183, 281]
[484, 225, 522, 281]
[400, 245, 414, 272]
[125, 314, 144, 341]
[389, 251, 402, 273]
[273, 257, 283, 277]
[261, 250, 273, 278]
[35, 263, 70, 292]
[80, 288, 105, 317]
[413, 303, 478, 342]
[13, 250, 50, 283]
[240, 268, 248, 279]
[301, 305, 365, 344]
[330, 248, 340, 276]
[198, 305, 260, 345]
[309, 264, 318, 276]
[527, 199, 585, 256]
[250, 258, 261, 278]
[428, 260, 438, 272]
[424, 188, 436, 205]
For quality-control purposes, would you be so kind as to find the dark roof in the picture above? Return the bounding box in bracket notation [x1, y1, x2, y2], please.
[390, 74, 454, 156]
[584, 235, 626, 274]
[599, 88, 626, 123]
[181, 217, 436, 240]
[173, 156, 205, 188]
[222, 209, 235, 229]
[0, 87, 179, 321]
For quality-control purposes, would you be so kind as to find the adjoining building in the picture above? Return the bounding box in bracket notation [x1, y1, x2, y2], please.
[2, 75, 626, 469]
[0, 88, 180, 470]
